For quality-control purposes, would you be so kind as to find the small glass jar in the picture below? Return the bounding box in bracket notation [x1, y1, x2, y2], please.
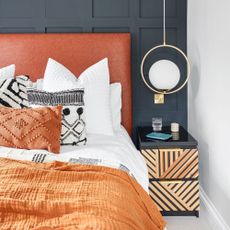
[152, 117, 162, 132]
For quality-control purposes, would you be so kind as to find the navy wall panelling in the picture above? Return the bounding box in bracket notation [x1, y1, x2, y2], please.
[0, 0, 187, 142]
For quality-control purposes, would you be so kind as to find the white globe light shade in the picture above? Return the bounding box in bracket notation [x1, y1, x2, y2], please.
[149, 60, 180, 90]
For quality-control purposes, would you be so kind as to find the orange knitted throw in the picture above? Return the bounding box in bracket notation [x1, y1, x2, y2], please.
[0, 158, 166, 230]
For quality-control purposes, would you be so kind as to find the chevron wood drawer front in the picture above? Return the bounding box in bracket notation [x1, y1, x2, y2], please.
[138, 126, 199, 216]
[141, 148, 199, 180]
[149, 180, 200, 212]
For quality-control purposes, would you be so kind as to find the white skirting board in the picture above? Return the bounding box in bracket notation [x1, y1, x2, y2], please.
[200, 187, 230, 230]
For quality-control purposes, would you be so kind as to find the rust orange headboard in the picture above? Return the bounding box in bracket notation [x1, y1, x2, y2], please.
[0, 33, 132, 134]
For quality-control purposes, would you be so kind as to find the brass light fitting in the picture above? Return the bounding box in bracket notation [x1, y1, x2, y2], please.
[140, 0, 191, 104]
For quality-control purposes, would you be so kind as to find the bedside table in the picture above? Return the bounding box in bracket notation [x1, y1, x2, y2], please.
[137, 126, 199, 217]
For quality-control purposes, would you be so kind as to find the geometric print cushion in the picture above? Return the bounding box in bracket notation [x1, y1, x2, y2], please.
[0, 75, 30, 108]
[27, 88, 87, 146]
[0, 106, 62, 153]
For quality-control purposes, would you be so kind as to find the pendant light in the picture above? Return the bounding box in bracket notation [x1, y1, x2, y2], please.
[140, 0, 190, 103]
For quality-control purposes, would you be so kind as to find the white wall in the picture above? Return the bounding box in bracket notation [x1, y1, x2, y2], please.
[188, 0, 230, 227]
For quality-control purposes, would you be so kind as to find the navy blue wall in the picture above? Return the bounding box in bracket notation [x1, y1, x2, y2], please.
[0, 0, 187, 138]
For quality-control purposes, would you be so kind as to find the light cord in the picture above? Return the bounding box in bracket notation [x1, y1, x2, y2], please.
[163, 0, 166, 45]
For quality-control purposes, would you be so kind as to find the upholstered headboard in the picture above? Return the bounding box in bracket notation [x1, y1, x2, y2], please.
[0, 33, 132, 134]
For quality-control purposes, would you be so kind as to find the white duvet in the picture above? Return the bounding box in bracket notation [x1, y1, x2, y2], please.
[0, 126, 149, 192]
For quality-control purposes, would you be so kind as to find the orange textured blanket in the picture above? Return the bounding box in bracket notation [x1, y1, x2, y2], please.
[0, 158, 166, 230]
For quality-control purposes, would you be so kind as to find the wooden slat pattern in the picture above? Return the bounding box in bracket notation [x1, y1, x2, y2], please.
[142, 149, 157, 179]
[150, 181, 200, 212]
[141, 147, 200, 215]
[141, 148, 199, 179]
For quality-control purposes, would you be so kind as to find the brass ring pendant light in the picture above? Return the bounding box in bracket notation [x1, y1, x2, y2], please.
[140, 0, 190, 95]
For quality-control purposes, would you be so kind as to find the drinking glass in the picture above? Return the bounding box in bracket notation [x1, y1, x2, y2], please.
[152, 117, 162, 131]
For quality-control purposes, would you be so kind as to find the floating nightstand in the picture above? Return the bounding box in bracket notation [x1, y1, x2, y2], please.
[137, 126, 199, 217]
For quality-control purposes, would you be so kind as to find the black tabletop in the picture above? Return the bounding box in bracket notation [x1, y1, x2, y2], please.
[137, 126, 198, 148]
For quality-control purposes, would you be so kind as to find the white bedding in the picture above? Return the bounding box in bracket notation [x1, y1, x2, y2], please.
[0, 126, 149, 192]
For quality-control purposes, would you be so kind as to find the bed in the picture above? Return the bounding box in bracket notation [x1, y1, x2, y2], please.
[0, 34, 166, 229]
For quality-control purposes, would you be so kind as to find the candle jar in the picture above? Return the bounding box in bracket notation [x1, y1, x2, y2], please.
[171, 122, 179, 132]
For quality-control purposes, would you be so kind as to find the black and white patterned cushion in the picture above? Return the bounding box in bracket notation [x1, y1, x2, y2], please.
[27, 89, 87, 146]
[0, 75, 30, 108]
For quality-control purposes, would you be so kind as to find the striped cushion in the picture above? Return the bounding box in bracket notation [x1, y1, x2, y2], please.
[0, 75, 30, 108]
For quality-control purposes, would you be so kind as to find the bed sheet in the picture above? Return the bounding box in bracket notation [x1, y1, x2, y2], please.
[0, 126, 149, 192]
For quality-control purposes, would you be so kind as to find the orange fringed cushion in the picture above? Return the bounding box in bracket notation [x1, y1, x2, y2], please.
[0, 106, 62, 153]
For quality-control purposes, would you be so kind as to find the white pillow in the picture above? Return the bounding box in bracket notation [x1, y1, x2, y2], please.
[110, 83, 122, 131]
[43, 58, 114, 136]
[36, 79, 44, 90]
[0, 64, 15, 81]
[33, 79, 122, 131]
[43, 59, 79, 92]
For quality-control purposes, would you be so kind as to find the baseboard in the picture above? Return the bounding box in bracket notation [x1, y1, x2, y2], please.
[200, 187, 230, 230]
